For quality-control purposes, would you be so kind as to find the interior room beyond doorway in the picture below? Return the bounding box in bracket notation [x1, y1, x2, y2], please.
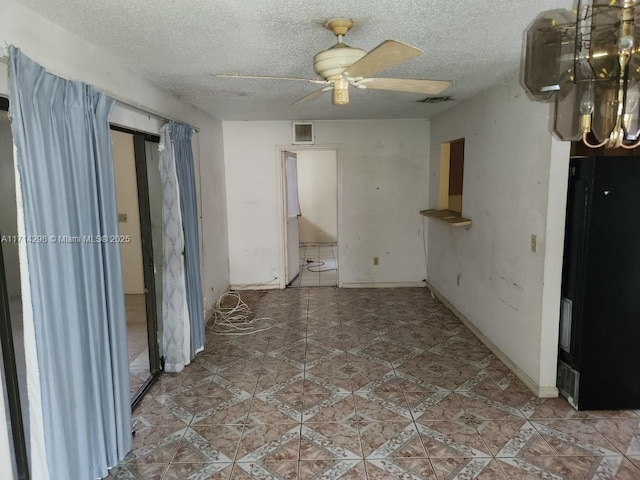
[292, 243, 338, 287]
[287, 149, 338, 288]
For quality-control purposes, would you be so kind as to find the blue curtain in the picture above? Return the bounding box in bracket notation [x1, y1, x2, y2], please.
[162, 123, 204, 358]
[8, 47, 131, 479]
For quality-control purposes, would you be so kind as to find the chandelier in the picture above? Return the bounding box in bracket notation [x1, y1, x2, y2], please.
[525, 0, 640, 149]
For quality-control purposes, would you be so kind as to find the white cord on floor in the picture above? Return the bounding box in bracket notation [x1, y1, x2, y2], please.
[210, 291, 274, 336]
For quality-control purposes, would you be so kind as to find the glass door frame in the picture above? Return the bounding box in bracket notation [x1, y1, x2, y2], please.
[110, 126, 163, 408]
[0, 96, 30, 479]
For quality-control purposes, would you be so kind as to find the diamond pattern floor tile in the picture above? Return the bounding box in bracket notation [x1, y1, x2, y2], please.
[416, 420, 492, 458]
[473, 420, 557, 458]
[498, 455, 638, 480]
[161, 462, 232, 480]
[237, 426, 301, 463]
[124, 426, 186, 466]
[365, 458, 437, 479]
[236, 423, 300, 461]
[172, 425, 241, 463]
[107, 462, 169, 480]
[104, 287, 640, 479]
[358, 421, 414, 458]
[431, 457, 508, 479]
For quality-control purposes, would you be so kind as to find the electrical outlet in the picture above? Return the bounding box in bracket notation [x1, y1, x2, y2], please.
[373, 257, 379, 266]
[531, 234, 537, 253]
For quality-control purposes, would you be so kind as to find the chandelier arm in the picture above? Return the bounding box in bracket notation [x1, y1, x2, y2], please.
[581, 131, 609, 149]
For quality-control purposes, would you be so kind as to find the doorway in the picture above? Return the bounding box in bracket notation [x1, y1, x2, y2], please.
[110, 128, 162, 406]
[282, 149, 339, 288]
[0, 97, 30, 479]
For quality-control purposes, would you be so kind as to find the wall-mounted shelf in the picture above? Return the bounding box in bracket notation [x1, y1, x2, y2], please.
[420, 209, 472, 227]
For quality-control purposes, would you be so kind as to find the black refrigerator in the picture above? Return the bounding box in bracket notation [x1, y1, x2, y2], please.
[558, 156, 640, 410]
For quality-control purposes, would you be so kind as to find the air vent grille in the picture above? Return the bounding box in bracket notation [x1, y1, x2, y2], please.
[292, 122, 314, 145]
[419, 96, 452, 104]
[557, 360, 580, 408]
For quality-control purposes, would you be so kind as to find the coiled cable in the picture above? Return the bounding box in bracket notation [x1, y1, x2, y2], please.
[209, 291, 274, 336]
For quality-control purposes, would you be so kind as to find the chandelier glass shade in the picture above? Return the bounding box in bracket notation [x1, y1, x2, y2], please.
[525, 0, 640, 149]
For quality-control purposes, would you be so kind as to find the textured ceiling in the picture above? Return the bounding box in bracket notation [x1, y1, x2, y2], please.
[15, 0, 574, 121]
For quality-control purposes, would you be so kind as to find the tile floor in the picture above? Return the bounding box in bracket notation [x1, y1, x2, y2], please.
[289, 244, 337, 287]
[106, 288, 640, 479]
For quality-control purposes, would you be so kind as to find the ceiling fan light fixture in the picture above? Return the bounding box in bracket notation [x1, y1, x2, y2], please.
[333, 79, 349, 105]
[313, 45, 367, 79]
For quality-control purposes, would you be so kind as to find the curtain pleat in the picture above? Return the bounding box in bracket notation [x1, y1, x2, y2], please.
[171, 123, 204, 356]
[8, 46, 131, 479]
[159, 124, 190, 372]
[159, 122, 204, 371]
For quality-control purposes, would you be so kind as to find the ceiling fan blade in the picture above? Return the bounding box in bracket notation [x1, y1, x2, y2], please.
[213, 74, 328, 85]
[343, 40, 422, 79]
[355, 78, 451, 95]
[293, 87, 332, 105]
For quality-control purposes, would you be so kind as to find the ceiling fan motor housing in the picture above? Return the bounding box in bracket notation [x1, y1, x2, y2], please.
[313, 44, 366, 79]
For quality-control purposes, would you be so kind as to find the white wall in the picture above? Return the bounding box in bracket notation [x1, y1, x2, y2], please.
[0, 0, 230, 303]
[427, 73, 570, 395]
[111, 131, 145, 295]
[296, 150, 338, 244]
[223, 119, 430, 288]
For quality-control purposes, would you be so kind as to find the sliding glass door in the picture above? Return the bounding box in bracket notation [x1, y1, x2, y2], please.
[111, 127, 163, 407]
[0, 97, 29, 479]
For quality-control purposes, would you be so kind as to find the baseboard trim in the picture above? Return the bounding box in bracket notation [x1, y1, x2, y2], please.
[536, 386, 560, 398]
[230, 284, 281, 291]
[426, 283, 558, 399]
[341, 281, 427, 289]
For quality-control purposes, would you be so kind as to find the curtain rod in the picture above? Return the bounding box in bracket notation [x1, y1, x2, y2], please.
[0, 54, 200, 133]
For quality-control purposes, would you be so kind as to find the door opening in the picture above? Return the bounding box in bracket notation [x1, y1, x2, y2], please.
[111, 127, 162, 407]
[0, 96, 30, 479]
[282, 148, 339, 288]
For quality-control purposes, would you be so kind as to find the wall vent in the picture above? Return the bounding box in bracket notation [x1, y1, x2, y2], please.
[418, 96, 452, 104]
[557, 360, 580, 408]
[292, 122, 315, 145]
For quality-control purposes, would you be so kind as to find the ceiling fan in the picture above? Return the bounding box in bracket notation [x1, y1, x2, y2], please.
[214, 18, 451, 106]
